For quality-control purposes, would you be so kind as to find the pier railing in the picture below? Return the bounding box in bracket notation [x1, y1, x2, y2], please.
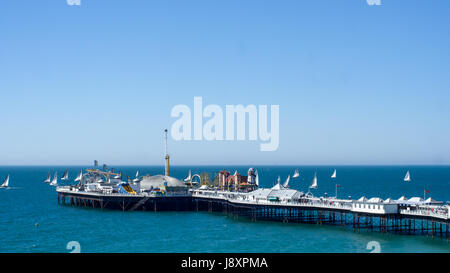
[192, 189, 450, 221]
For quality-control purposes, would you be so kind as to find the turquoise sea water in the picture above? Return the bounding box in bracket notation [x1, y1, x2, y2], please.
[1, 165, 450, 253]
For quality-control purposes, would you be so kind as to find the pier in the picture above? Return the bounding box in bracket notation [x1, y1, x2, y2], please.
[191, 189, 450, 238]
[57, 186, 450, 239]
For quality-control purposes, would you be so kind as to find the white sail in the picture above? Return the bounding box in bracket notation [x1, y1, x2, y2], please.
[44, 172, 51, 183]
[331, 169, 337, 179]
[404, 171, 411, 182]
[61, 169, 69, 181]
[135, 171, 139, 178]
[293, 169, 300, 178]
[309, 173, 318, 189]
[50, 172, 58, 186]
[283, 175, 291, 188]
[184, 170, 192, 182]
[277, 175, 281, 185]
[1, 175, 9, 188]
[255, 170, 259, 186]
[74, 170, 83, 182]
[114, 172, 121, 179]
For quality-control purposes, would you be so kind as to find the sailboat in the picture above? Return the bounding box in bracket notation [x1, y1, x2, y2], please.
[133, 170, 140, 182]
[331, 169, 337, 179]
[309, 172, 318, 189]
[114, 172, 121, 179]
[293, 169, 300, 178]
[276, 175, 281, 185]
[283, 175, 290, 188]
[74, 170, 83, 182]
[1, 175, 9, 188]
[255, 170, 259, 187]
[404, 171, 411, 182]
[184, 170, 192, 182]
[44, 172, 51, 183]
[50, 172, 58, 186]
[61, 169, 69, 181]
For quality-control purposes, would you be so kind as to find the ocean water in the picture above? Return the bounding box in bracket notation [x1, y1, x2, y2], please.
[1, 165, 450, 253]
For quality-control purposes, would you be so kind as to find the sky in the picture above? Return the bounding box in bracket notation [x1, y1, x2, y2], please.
[0, 0, 449, 165]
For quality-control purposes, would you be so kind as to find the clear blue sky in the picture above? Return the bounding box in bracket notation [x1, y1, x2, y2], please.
[0, 0, 449, 165]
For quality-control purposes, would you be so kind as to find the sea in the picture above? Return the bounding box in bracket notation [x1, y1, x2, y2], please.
[1, 165, 450, 253]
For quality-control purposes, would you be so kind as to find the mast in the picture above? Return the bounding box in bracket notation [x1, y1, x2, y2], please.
[164, 129, 170, 176]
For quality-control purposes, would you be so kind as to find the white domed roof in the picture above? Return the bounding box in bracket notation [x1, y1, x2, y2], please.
[140, 175, 186, 190]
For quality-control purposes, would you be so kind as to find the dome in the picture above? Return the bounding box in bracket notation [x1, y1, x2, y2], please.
[140, 175, 186, 190]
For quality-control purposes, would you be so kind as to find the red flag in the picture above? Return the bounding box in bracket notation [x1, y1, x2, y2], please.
[336, 184, 341, 188]
[426, 190, 430, 193]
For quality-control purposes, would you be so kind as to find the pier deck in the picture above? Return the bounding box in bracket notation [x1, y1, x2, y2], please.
[56, 187, 450, 239]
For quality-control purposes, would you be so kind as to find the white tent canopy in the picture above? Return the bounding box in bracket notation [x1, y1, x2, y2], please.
[424, 197, 443, 204]
[358, 196, 367, 202]
[367, 197, 383, 203]
[397, 196, 408, 201]
[408, 197, 424, 204]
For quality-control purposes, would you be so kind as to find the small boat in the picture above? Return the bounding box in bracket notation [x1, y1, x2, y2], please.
[276, 175, 281, 185]
[50, 172, 58, 186]
[404, 171, 411, 182]
[283, 175, 290, 188]
[309, 173, 318, 189]
[255, 170, 259, 187]
[293, 169, 300, 178]
[74, 170, 83, 182]
[1, 175, 9, 188]
[61, 169, 69, 181]
[331, 169, 337, 179]
[184, 170, 192, 182]
[114, 172, 121, 179]
[44, 172, 51, 183]
[133, 171, 140, 183]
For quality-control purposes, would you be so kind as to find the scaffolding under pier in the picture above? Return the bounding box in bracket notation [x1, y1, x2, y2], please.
[57, 190, 193, 212]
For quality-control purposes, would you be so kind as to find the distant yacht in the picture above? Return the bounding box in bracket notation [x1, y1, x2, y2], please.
[184, 170, 192, 182]
[50, 172, 58, 186]
[74, 170, 83, 182]
[133, 171, 140, 182]
[44, 172, 51, 183]
[1, 175, 9, 188]
[255, 170, 259, 187]
[331, 169, 337, 179]
[114, 172, 121, 179]
[404, 171, 411, 182]
[309, 173, 318, 189]
[283, 175, 291, 188]
[293, 169, 300, 178]
[61, 169, 69, 181]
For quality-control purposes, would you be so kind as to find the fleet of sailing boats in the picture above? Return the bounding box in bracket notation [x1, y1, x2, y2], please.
[3, 166, 414, 193]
